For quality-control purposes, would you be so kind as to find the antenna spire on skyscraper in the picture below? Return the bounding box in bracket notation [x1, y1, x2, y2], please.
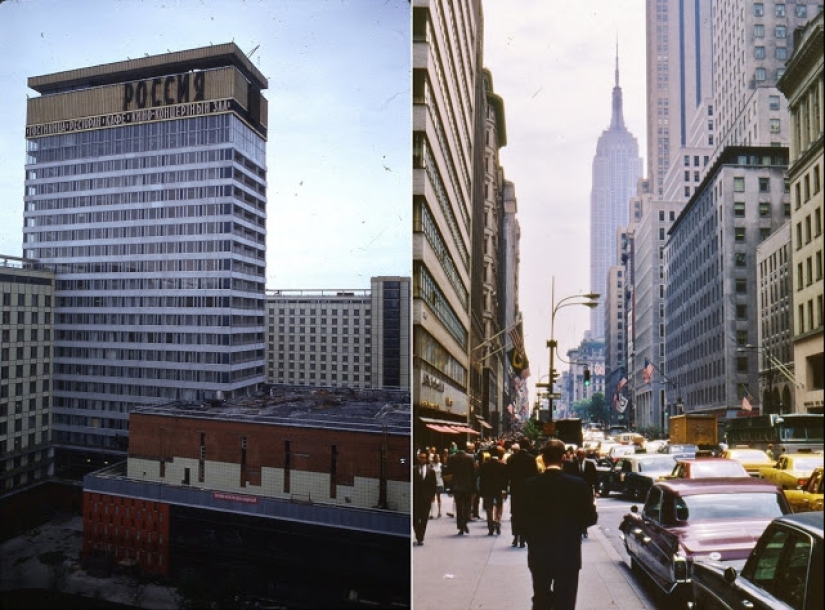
[610, 35, 625, 130]
[615, 34, 619, 87]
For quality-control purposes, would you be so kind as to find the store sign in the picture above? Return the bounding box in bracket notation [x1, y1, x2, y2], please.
[212, 491, 258, 504]
[123, 71, 205, 111]
[422, 373, 444, 392]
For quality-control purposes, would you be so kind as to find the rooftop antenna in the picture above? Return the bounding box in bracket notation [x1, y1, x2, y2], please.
[247, 44, 260, 60]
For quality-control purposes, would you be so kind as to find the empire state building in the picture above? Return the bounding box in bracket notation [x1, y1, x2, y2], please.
[589, 51, 642, 339]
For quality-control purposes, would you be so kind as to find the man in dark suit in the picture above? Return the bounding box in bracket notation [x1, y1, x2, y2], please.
[563, 447, 599, 538]
[478, 445, 509, 535]
[523, 439, 598, 610]
[413, 451, 437, 545]
[506, 441, 538, 547]
[446, 442, 477, 535]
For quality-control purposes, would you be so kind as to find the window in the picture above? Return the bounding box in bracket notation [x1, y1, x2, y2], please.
[736, 279, 747, 293]
[796, 4, 807, 17]
[776, 25, 786, 38]
[754, 24, 765, 37]
[755, 46, 766, 59]
[735, 202, 746, 217]
[759, 202, 771, 217]
[734, 177, 745, 192]
[754, 2, 764, 15]
[770, 118, 781, 133]
[759, 177, 770, 192]
[684, 155, 690, 166]
[769, 95, 781, 110]
[735, 227, 746, 242]
[776, 47, 787, 60]
[735, 252, 747, 267]
[755, 68, 767, 81]
[776, 3, 786, 16]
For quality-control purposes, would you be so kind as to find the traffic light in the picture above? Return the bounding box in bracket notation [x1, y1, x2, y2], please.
[583, 367, 591, 386]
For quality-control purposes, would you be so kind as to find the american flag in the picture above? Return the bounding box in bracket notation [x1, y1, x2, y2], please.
[642, 358, 654, 385]
[617, 377, 628, 392]
[508, 321, 530, 379]
[742, 394, 753, 411]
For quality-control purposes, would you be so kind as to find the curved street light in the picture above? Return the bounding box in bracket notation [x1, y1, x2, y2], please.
[536, 276, 600, 424]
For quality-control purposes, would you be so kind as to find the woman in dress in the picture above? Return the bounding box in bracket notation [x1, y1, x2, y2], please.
[430, 453, 445, 518]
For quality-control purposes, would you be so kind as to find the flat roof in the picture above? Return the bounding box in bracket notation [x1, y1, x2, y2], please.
[132, 385, 410, 435]
[28, 42, 268, 95]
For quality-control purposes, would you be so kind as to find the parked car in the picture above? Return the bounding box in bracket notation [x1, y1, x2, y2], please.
[721, 447, 776, 476]
[759, 451, 824, 490]
[596, 440, 621, 458]
[784, 466, 824, 514]
[618, 478, 790, 603]
[659, 443, 698, 459]
[668, 458, 749, 480]
[602, 454, 678, 500]
[689, 511, 823, 610]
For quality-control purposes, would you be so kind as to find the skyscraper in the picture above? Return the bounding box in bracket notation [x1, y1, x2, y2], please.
[412, 0, 484, 430]
[590, 51, 644, 339]
[23, 44, 268, 472]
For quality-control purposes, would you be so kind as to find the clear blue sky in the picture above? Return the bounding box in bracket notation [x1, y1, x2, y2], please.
[0, 0, 411, 289]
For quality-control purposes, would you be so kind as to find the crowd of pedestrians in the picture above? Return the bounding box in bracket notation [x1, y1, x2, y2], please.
[414, 436, 601, 610]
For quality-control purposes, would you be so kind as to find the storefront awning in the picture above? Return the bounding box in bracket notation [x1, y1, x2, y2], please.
[421, 417, 480, 435]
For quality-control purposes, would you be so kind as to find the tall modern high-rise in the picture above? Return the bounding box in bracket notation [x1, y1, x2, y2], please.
[23, 44, 268, 472]
[645, 0, 714, 203]
[590, 51, 643, 339]
[412, 0, 484, 435]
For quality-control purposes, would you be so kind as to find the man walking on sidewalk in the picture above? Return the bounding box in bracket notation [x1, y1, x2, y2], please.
[413, 451, 437, 545]
[507, 441, 538, 547]
[563, 447, 599, 539]
[447, 442, 476, 535]
[523, 439, 598, 610]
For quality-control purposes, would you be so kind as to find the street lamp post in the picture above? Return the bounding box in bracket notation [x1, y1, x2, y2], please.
[536, 277, 599, 424]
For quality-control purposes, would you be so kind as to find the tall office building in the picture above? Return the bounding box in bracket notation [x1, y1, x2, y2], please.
[646, 0, 713, 200]
[23, 44, 268, 472]
[412, 0, 484, 432]
[0, 256, 55, 496]
[590, 52, 644, 339]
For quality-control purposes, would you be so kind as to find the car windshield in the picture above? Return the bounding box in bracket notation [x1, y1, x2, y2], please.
[791, 457, 822, 470]
[674, 492, 786, 521]
[732, 451, 771, 461]
[692, 461, 746, 477]
[670, 445, 696, 453]
[638, 457, 676, 472]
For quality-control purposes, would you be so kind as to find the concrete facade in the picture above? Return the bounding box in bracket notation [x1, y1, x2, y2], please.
[0, 257, 55, 496]
[778, 11, 824, 415]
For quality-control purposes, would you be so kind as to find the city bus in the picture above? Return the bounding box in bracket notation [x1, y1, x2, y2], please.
[725, 413, 824, 453]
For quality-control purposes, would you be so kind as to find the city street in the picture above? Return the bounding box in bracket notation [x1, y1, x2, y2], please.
[413, 492, 671, 610]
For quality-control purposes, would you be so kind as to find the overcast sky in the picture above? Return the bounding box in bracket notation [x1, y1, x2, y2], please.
[482, 1, 648, 397]
[0, 0, 410, 290]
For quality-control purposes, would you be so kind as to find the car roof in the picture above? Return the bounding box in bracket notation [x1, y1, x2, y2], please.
[676, 457, 737, 463]
[657, 477, 781, 495]
[776, 511, 824, 536]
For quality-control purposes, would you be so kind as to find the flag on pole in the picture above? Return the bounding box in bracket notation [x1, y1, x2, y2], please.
[642, 358, 654, 385]
[507, 321, 530, 379]
[742, 394, 753, 411]
[617, 377, 628, 392]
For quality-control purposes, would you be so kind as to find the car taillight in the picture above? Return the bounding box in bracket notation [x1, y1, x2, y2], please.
[673, 556, 689, 583]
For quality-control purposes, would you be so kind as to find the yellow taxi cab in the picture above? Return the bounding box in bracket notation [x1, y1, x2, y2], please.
[783, 466, 824, 513]
[759, 450, 823, 490]
[721, 446, 775, 476]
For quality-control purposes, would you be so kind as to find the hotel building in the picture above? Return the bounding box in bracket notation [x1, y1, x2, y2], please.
[265, 276, 411, 390]
[23, 44, 268, 473]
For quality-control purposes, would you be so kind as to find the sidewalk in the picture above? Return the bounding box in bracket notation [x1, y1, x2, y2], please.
[412, 498, 653, 610]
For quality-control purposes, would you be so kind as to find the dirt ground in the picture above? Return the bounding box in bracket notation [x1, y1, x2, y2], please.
[0, 514, 180, 609]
